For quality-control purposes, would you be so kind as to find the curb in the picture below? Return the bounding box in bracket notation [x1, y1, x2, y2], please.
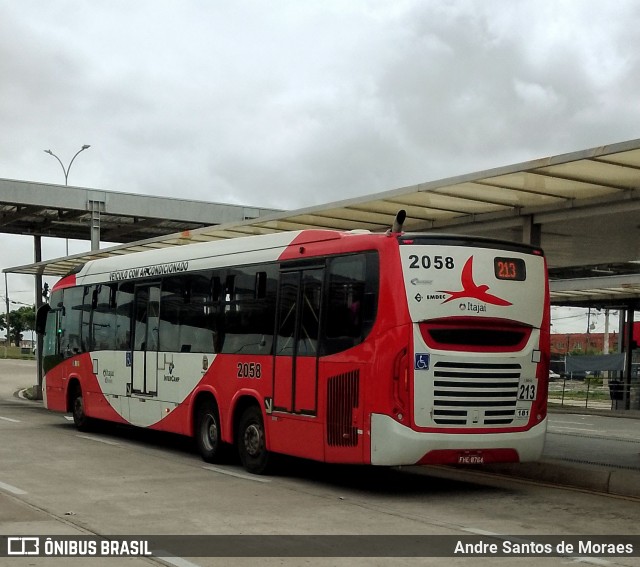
[14, 389, 42, 403]
[548, 405, 640, 420]
[406, 461, 640, 500]
[483, 460, 640, 499]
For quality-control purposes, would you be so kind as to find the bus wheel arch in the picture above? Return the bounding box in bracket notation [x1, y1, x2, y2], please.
[193, 392, 227, 463]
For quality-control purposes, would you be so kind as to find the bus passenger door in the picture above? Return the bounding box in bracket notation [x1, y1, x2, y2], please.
[130, 284, 160, 396]
[273, 267, 323, 415]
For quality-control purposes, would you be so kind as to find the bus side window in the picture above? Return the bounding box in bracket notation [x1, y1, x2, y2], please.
[40, 292, 62, 359]
[221, 265, 276, 355]
[322, 252, 379, 356]
[211, 272, 225, 353]
[115, 282, 135, 351]
[61, 286, 85, 357]
[159, 274, 214, 353]
[92, 284, 117, 351]
[81, 286, 95, 352]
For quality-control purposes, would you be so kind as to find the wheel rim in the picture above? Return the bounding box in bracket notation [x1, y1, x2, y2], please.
[202, 414, 218, 451]
[244, 423, 263, 457]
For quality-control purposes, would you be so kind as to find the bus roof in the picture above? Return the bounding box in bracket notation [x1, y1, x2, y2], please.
[68, 229, 357, 286]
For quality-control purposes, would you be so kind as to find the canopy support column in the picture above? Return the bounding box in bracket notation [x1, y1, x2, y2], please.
[522, 215, 541, 247]
[33, 235, 43, 400]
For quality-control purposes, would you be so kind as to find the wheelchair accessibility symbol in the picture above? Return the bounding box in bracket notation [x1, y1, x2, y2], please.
[414, 353, 430, 370]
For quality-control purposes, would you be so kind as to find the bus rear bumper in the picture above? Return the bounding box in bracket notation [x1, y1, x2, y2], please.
[370, 413, 547, 466]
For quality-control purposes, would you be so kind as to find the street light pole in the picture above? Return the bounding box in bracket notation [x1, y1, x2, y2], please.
[36, 144, 90, 400]
[44, 145, 91, 255]
[44, 145, 91, 186]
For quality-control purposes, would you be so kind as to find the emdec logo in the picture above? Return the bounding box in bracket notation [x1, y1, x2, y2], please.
[439, 257, 512, 306]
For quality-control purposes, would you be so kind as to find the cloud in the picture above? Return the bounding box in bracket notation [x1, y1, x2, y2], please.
[1, 0, 640, 319]
[5, 1, 640, 199]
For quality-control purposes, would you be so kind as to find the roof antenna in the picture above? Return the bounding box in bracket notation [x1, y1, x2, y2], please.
[388, 209, 406, 234]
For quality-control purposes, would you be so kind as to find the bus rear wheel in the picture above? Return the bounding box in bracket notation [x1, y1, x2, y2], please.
[195, 402, 226, 463]
[237, 406, 271, 474]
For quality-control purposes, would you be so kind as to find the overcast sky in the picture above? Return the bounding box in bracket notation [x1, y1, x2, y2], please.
[2, 0, 639, 332]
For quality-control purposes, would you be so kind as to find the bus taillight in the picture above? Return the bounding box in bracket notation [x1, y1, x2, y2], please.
[392, 347, 409, 422]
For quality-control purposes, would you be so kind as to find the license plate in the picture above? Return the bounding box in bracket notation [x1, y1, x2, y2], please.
[457, 452, 484, 465]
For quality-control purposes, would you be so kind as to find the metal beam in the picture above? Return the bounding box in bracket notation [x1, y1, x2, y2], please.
[0, 205, 45, 226]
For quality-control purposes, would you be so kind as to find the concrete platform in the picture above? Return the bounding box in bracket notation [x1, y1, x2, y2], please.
[480, 407, 640, 499]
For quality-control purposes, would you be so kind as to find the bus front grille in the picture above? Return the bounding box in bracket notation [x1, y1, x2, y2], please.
[432, 361, 521, 426]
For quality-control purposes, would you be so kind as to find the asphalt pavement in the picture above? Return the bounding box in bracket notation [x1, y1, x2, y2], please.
[3, 358, 640, 499]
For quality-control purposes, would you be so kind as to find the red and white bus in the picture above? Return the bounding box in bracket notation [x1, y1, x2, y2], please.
[36, 224, 549, 473]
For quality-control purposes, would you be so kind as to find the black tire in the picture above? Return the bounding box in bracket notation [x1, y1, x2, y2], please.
[71, 385, 92, 431]
[195, 401, 226, 463]
[237, 405, 271, 474]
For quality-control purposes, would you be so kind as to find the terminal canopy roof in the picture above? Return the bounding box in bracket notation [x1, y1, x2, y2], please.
[6, 138, 640, 307]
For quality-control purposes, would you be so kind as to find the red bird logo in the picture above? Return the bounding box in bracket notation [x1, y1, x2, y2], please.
[440, 257, 512, 306]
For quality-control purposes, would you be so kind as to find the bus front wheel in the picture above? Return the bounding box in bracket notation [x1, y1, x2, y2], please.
[196, 402, 225, 463]
[237, 406, 271, 474]
[71, 385, 91, 431]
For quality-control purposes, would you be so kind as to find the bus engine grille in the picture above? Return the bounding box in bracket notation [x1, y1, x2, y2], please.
[432, 361, 521, 426]
[327, 370, 360, 447]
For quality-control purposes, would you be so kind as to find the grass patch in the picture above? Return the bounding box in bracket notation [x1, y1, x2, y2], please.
[0, 346, 35, 360]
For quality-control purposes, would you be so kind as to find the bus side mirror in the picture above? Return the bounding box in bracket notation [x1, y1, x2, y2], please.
[35, 304, 51, 335]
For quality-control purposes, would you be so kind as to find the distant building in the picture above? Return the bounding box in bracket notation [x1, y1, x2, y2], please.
[550, 332, 619, 356]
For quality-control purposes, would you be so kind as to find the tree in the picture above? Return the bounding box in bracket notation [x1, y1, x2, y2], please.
[0, 305, 36, 346]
